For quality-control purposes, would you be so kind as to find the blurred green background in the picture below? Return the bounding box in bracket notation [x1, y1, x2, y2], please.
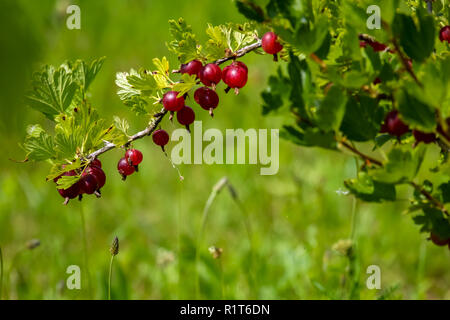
[0, 0, 448, 300]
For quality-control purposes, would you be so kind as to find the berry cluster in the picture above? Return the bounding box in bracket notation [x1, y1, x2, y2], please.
[55, 32, 284, 204]
[151, 31, 283, 150]
[55, 159, 106, 205]
[118, 148, 144, 180]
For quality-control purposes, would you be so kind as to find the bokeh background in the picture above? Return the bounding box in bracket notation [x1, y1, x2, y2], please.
[0, 0, 448, 300]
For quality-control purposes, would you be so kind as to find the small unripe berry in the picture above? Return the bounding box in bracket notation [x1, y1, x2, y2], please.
[439, 26, 450, 43]
[152, 129, 170, 151]
[199, 63, 222, 87]
[125, 149, 143, 166]
[222, 61, 248, 94]
[262, 32, 283, 60]
[180, 60, 203, 76]
[430, 232, 449, 246]
[177, 106, 195, 130]
[162, 91, 185, 112]
[380, 110, 409, 137]
[117, 157, 135, 180]
[194, 87, 219, 117]
[413, 130, 436, 145]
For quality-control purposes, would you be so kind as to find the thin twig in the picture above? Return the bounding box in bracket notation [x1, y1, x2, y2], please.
[338, 140, 383, 167]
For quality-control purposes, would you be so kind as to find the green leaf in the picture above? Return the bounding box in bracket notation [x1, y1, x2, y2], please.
[314, 86, 347, 131]
[72, 57, 105, 95]
[290, 16, 329, 55]
[438, 182, 450, 203]
[370, 145, 426, 184]
[23, 130, 55, 161]
[396, 89, 436, 131]
[167, 18, 200, 63]
[287, 53, 311, 120]
[115, 69, 158, 115]
[281, 125, 336, 150]
[56, 174, 80, 190]
[46, 159, 83, 182]
[393, 8, 435, 62]
[412, 207, 450, 237]
[340, 96, 384, 142]
[345, 172, 396, 202]
[113, 116, 130, 137]
[261, 67, 290, 115]
[26, 64, 78, 120]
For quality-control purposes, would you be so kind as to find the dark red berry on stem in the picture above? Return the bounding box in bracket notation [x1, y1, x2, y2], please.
[222, 61, 248, 94]
[180, 60, 203, 76]
[430, 232, 449, 246]
[380, 110, 409, 137]
[91, 158, 102, 168]
[152, 129, 170, 151]
[80, 172, 98, 195]
[117, 157, 135, 180]
[177, 106, 195, 131]
[199, 63, 222, 88]
[125, 149, 143, 166]
[194, 87, 219, 117]
[439, 26, 450, 43]
[162, 91, 185, 112]
[262, 31, 283, 61]
[413, 130, 436, 145]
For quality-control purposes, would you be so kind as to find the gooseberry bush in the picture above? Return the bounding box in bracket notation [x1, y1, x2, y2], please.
[20, 0, 450, 248]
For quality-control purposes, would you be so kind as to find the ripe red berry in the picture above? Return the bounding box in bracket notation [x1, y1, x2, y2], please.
[125, 149, 143, 166]
[194, 87, 219, 117]
[80, 172, 98, 195]
[262, 32, 283, 60]
[117, 157, 135, 180]
[380, 110, 409, 137]
[430, 232, 449, 246]
[152, 129, 170, 151]
[198, 63, 222, 87]
[91, 158, 102, 168]
[222, 61, 248, 94]
[177, 106, 195, 131]
[162, 91, 185, 112]
[56, 170, 81, 204]
[439, 26, 450, 43]
[413, 130, 436, 145]
[180, 59, 203, 76]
